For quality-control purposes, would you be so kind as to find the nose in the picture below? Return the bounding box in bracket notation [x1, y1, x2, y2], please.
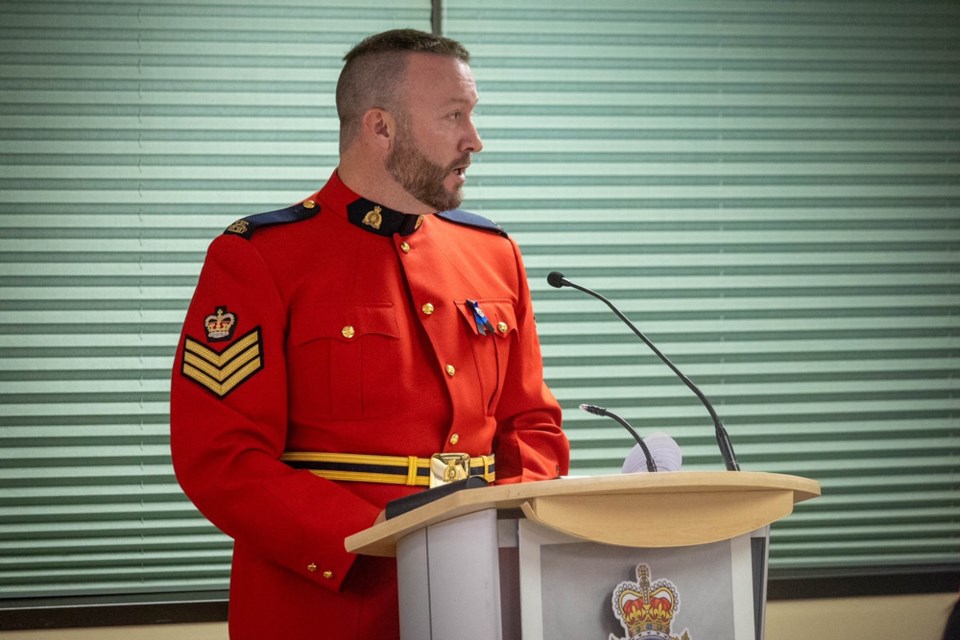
[463, 117, 483, 154]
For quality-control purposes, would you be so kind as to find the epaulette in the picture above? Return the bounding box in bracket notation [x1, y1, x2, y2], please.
[223, 199, 320, 240]
[436, 209, 508, 238]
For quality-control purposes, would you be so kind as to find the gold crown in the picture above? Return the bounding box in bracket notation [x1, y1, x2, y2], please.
[204, 307, 236, 340]
[612, 564, 681, 639]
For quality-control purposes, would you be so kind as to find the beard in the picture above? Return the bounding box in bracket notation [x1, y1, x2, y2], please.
[385, 119, 468, 212]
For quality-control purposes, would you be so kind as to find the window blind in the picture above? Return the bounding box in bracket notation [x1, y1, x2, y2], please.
[0, 0, 431, 600]
[443, 0, 960, 576]
[0, 0, 957, 606]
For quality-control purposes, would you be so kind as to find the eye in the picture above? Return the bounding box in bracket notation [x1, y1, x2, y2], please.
[447, 111, 462, 121]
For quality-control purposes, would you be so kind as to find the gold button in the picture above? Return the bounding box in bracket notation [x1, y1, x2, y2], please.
[421, 303, 435, 315]
[322, 570, 334, 579]
[497, 321, 508, 334]
[415, 216, 424, 230]
[445, 364, 456, 376]
[341, 325, 355, 339]
[303, 199, 315, 209]
[449, 433, 460, 445]
[307, 563, 317, 572]
[400, 242, 411, 253]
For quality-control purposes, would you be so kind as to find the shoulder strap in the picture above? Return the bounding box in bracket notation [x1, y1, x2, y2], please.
[435, 209, 508, 238]
[223, 200, 320, 240]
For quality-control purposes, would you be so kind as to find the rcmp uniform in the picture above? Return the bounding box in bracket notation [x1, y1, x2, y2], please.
[170, 170, 570, 639]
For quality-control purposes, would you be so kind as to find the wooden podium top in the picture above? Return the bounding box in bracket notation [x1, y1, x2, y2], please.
[345, 471, 820, 557]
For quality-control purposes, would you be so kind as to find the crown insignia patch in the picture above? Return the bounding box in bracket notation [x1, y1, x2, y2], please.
[180, 327, 264, 398]
[609, 564, 691, 640]
[204, 306, 237, 342]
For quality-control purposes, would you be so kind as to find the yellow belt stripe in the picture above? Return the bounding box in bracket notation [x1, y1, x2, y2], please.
[306, 469, 430, 486]
[280, 452, 495, 487]
[406, 456, 418, 485]
[281, 451, 434, 468]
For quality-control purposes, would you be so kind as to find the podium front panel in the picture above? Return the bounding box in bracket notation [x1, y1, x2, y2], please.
[516, 519, 770, 640]
[396, 508, 503, 640]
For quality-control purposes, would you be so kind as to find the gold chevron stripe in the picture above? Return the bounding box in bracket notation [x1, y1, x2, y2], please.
[184, 329, 260, 367]
[183, 342, 260, 380]
[183, 357, 263, 397]
[180, 327, 264, 397]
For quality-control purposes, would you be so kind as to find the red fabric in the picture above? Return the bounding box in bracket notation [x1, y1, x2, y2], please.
[170, 171, 569, 639]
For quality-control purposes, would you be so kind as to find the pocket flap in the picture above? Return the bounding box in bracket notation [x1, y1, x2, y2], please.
[455, 299, 518, 339]
[289, 304, 400, 346]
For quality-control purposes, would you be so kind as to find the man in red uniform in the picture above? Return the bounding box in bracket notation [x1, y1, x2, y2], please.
[170, 29, 569, 639]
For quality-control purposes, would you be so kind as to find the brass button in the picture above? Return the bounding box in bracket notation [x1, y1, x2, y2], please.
[307, 563, 317, 572]
[341, 325, 355, 339]
[400, 241, 411, 253]
[421, 303, 435, 315]
[497, 321, 508, 334]
[415, 215, 424, 230]
[303, 199, 315, 209]
[322, 570, 334, 579]
[445, 364, 456, 376]
[449, 433, 460, 445]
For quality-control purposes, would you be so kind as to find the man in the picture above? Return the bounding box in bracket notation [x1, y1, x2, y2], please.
[170, 29, 569, 639]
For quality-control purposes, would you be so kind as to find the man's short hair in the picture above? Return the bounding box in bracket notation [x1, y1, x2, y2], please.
[336, 29, 471, 151]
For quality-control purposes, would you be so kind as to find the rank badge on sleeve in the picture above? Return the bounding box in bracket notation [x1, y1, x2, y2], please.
[180, 326, 264, 398]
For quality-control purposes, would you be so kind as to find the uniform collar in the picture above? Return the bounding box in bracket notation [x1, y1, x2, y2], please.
[346, 198, 425, 237]
[321, 170, 425, 237]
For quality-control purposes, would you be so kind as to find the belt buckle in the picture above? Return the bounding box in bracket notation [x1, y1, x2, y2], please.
[430, 453, 471, 488]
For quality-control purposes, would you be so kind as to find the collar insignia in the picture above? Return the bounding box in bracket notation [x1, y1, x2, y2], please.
[347, 198, 423, 237]
[362, 206, 383, 230]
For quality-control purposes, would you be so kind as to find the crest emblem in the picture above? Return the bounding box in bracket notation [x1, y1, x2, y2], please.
[362, 206, 383, 230]
[226, 219, 249, 235]
[204, 306, 237, 342]
[609, 564, 691, 640]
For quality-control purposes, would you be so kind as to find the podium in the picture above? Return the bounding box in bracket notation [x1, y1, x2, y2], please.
[346, 472, 819, 640]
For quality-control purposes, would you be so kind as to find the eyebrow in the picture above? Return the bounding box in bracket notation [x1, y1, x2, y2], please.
[442, 96, 479, 108]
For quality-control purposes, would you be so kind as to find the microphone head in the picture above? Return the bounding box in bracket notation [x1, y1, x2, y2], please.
[622, 432, 682, 474]
[578, 403, 606, 416]
[547, 271, 567, 288]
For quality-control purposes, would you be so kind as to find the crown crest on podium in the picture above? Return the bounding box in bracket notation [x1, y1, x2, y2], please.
[609, 564, 691, 640]
[204, 306, 237, 342]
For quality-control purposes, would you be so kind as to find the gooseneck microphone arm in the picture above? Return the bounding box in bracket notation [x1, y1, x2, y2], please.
[580, 403, 657, 472]
[548, 271, 740, 471]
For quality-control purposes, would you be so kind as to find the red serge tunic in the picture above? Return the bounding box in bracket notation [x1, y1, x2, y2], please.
[169, 171, 570, 639]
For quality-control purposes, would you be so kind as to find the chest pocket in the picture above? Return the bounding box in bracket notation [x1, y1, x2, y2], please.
[455, 299, 518, 414]
[287, 304, 400, 419]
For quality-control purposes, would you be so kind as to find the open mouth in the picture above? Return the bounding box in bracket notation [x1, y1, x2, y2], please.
[451, 158, 471, 178]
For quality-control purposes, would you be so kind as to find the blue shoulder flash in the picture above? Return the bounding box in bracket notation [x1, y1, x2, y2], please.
[223, 199, 320, 239]
[436, 209, 508, 238]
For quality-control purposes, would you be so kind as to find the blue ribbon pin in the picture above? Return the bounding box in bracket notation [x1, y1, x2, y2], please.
[467, 299, 495, 336]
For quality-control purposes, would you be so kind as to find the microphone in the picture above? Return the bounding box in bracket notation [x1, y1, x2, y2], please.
[550, 271, 741, 471]
[580, 403, 657, 472]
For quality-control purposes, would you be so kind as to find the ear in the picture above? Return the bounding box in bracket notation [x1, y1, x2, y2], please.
[361, 108, 395, 150]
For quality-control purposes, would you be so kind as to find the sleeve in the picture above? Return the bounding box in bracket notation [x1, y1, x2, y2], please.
[491, 238, 571, 484]
[169, 234, 380, 591]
